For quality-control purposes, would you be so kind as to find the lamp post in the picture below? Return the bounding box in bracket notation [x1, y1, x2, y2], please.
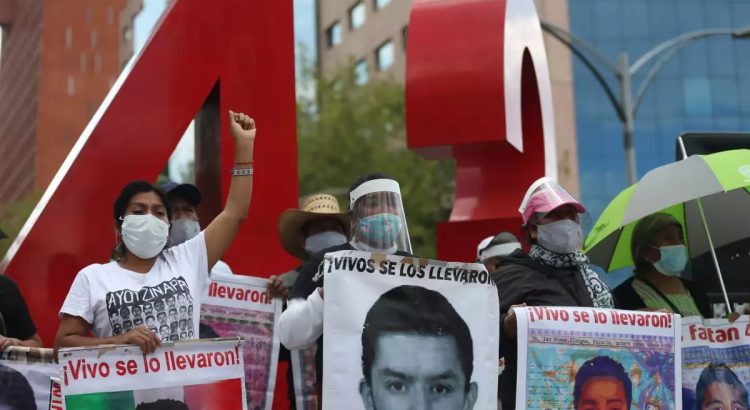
[541, 22, 750, 185]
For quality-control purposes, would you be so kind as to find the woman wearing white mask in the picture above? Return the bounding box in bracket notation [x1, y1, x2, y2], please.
[494, 177, 614, 409]
[54, 110, 257, 355]
[613, 212, 710, 317]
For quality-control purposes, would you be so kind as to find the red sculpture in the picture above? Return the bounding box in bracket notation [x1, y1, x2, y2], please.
[2, 0, 554, 407]
[407, 0, 557, 261]
[0, 0, 298, 344]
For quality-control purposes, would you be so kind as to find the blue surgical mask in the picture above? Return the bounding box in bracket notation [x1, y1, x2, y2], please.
[652, 245, 688, 277]
[357, 213, 402, 247]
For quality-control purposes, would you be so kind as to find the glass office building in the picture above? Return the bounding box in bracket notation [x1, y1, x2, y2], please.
[569, 0, 750, 223]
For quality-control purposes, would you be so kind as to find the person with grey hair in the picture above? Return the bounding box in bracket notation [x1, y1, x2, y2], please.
[613, 212, 710, 317]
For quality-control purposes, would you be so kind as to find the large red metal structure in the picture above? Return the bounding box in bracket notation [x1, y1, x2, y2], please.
[1, 0, 554, 407]
[407, 0, 557, 261]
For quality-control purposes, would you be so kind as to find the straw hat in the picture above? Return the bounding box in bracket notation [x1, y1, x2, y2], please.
[278, 194, 349, 259]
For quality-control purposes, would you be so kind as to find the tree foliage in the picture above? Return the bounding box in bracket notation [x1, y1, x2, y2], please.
[297, 62, 454, 258]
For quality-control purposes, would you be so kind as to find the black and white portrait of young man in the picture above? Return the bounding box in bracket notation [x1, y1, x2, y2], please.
[358, 285, 478, 410]
[321, 251, 499, 410]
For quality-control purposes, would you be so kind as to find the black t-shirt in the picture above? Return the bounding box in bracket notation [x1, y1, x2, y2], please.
[0, 275, 37, 340]
[290, 243, 412, 386]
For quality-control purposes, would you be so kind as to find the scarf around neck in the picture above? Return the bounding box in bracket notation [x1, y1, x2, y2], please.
[529, 245, 614, 309]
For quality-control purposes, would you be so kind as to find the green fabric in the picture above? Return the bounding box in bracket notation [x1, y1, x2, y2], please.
[585, 149, 750, 272]
[65, 391, 135, 409]
[631, 278, 702, 317]
[703, 149, 750, 191]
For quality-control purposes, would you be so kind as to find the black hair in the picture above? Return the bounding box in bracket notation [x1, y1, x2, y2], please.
[349, 172, 394, 195]
[113, 180, 172, 229]
[135, 399, 189, 410]
[695, 363, 748, 410]
[361, 285, 474, 391]
[574, 356, 632, 409]
[0, 363, 35, 410]
[112, 180, 172, 260]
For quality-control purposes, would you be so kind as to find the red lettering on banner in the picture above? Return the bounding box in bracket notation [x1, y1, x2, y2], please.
[689, 324, 741, 343]
[610, 311, 672, 328]
[208, 282, 270, 304]
[164, 347, 239, 372]
[68, 359, 111, 380]
[529, 307, 571, 322]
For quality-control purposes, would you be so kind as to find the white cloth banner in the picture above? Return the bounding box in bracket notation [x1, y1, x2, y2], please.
[682, 315, 750, 410]
[0, 346, 58, 410]
[322, 250, 499, 410]
[200, 273, 282, 410]
[59, 338, 246, 409]
[516, 306, 681, 410]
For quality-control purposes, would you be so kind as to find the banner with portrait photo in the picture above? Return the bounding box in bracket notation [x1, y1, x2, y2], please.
[291, 346, 319, 410]
[682, 315, 750, 410]
[0, 346, 58, 410]
[200, 273, 282, 410]
[321, 250, 500, 410]
[516, 306, 681, 410]
[59, 338, 246, 409]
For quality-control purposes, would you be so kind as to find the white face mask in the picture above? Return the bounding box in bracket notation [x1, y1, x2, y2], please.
[304, 231, 348, 254]
[536, 219, 582, 255]
[170, 218, 201, 246]
[120, 214, 169, 259]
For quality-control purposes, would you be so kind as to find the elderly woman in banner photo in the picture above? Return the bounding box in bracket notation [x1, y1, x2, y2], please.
[613, 212, 711, 318]
[492, 177, 614, 410]
[54, 111, 257, 355]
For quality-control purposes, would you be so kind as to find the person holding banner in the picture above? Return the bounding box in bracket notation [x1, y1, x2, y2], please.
[478, 232, 521, 272]
[0, 230, 43, 350]
[278, 173, 413, 394]
[493, 177, 613, 409]
[613, 212, 711, 318]
[268, 193, 349, 299]
[54, 110, 257, 355]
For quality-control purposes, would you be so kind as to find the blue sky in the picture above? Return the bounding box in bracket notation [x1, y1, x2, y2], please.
[132, 0, 316, 182]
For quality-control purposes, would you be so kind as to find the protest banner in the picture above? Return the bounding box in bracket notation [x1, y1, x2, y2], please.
[59, 338, 246, 409]
[682, 315, 750, 410]
[0, 346, 58, 410]
[291, 346, 319, 410]
[49, 378, 64, 410]
[200, 273, 282, 410]
[322, 250, 500, 410]
[517, 306, 681, 410]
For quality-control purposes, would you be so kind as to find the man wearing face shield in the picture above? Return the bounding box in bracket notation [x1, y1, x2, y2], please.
[278, 173, 413, 396]
[162, 182, 233, 275]
[493, 177, 614, 409]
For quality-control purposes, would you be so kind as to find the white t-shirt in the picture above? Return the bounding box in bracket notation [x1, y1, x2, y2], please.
[60, 232, 209, 343]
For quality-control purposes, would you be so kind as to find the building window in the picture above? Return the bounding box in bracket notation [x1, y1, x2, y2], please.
[326, 21, 342, 48]
[350, 2, 366, 30]
[65, 27, 73, 48]
[67, 75, 75, 96]
[355, 59, 368, 85]
[376, 40, 394, 71]
[80, 52, 87, 73]
[374, 0, 391, 10]
[402, 25, 408, 49]
[91, 30, 98, 48]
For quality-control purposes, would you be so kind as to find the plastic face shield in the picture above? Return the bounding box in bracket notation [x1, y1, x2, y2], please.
[349, 179, 412, 254]
[519, 177, 586, 226]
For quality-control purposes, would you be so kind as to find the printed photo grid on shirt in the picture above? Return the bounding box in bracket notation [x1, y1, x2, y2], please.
[105, 276, 195, 342]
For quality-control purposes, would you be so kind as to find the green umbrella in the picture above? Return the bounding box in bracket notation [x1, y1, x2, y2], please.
[584, 149, 750, 310]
